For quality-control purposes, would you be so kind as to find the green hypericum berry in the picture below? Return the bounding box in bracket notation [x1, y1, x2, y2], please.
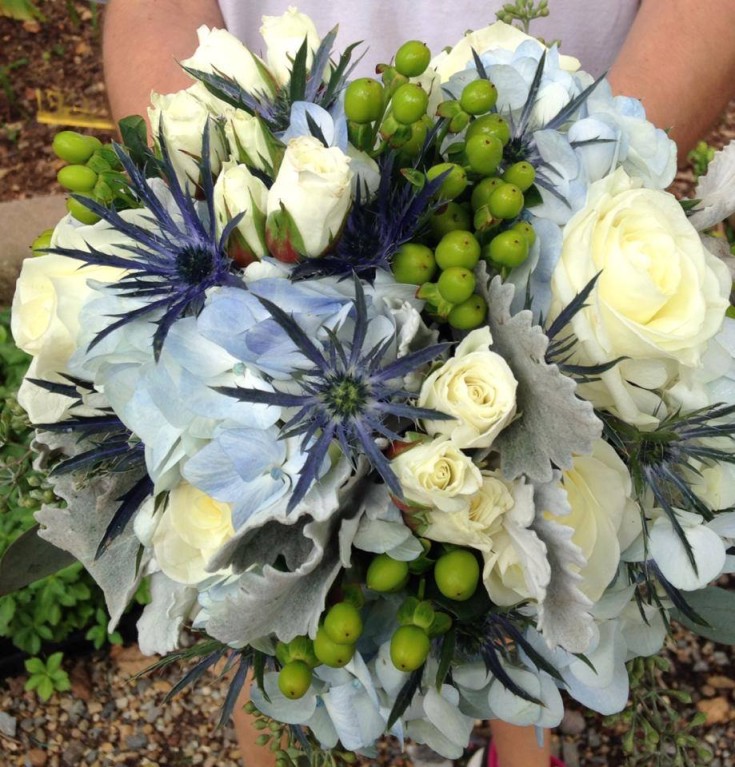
[448, 294, 488, 330]
[391, 82, 429, 125]
[484, 230, 530, 267]
[435, 230, 481, 270]
[52, 131, 102, 164]
[426, 162, 468, 200]
[398, 116, 431, 159]
[437, 266, 476, 304]
[344, 77, 384, 124]
[392, 242, 436, 284]
[459, 79, 498, 116]
[390, 625, 431, 672]
[278, 661, 313, 699]
[366, 554, 409, 592]
[512, 220, 536, 247]
[434, 549, 480, 601]
[313, 626, 355, 668]
[430, 201, 472, 239]
[487, 183, 525, 220]
[465, 134, 504, 176]
[466, 113, 511, 146]
[57, 164, 98, 193]
[31, 228, 54, 256]
[287, 635, 318, 667]
[394, 40, 431, 77]
[323, 602, 363, 644]
[502, 161, 536, 191]
[471, 176, 505, 210]
[66, 195, 100, 225]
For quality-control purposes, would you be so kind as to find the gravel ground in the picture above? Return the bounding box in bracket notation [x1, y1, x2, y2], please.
[1, 623, 734, 767]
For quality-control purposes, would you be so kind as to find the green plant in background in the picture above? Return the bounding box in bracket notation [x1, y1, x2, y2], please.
[0, 0, 45, 21]
[605, 656, 713, 767]
[688, 140, 716, 180]
[24, 652, 70, 702]
[0, 309, 148, 698]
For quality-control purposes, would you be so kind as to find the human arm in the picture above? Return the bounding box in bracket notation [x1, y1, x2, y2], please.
[102, 0, 225, 126]
[608, 0, 735, 162]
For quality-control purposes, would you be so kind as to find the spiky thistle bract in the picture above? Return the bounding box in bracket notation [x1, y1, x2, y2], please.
[47, 124, 244, 360]
[218, 277, 452, 511]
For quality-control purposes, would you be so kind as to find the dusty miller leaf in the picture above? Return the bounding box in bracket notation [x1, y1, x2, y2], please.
[33, 431, 148, 629]
[532, 479, 594, 653]
[689, 141, 735, 231]
[479, 271, 601, 482]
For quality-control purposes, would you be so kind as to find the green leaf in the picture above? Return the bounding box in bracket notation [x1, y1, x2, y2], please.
[37, 676, 54, 702]
[0, 525, 76, 596]
[671, 586, 735, 644]
[24, 657, 45, 674]
[46, 652, 63, 674]
[435, 628, 455, 690]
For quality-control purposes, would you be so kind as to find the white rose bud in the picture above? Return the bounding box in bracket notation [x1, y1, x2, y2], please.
[550, 167, 730, 425]
[152, 482, 235, 586]
[260, 7, 320, 87]
[148, 88, 227, 192]
[419, 327, 517, 449]
[266, 135, 352, 261]
[390, 436, 482, 512]
[181, 25, 274, 97]
[225, 110, 275, 173]
[213, 160, 268, 265]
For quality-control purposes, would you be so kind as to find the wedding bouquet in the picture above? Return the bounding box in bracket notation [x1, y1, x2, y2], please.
[8, 7, 735, 759]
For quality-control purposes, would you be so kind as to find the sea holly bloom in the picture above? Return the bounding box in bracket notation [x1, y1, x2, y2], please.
[219, 278, 452, 510]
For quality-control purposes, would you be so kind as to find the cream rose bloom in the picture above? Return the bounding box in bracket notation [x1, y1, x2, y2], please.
[431, 21, 580, 82]
[181, 25, 274, 97]
[418, 327, 517, 449]
[550, 168, 730, 425]
[260, 7, 320, 87]
[266, 136, 352, 258]
[424, 472, 550, 606]
[390, 437, 482, 512]
[152, 482, 235, 586]
[554, 441, 641, 602]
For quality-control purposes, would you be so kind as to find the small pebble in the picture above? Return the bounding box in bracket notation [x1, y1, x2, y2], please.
[560, 709, 586, 736]
[0, 711, 17, 738]
[125, 733, 148, 749]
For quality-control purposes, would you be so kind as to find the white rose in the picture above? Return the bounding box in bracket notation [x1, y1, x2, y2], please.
[181, 25, 274, 97]
[152, 482, 235, 586]
[431, 21, 579, 82]
[213, 160, 268, 263]
[12, 252, 123, 376]
[424, 470, 512, 549]
[266, 136, 352, 259]
[550, 168, 730, 425]
[390, 437, 482, 512]
[555, 441, 641, 602]
[418, 327, 517, 449]
[148, 87, 227, 192]
[260, 7, 320, 87]
[226, 110, 274, 172]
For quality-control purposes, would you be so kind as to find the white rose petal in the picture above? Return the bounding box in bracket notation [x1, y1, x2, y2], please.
[390, 437, 482, 512]
[418, 326, 517, 449]
[152, 482, 235, 586]
[260, 7, 320, 87]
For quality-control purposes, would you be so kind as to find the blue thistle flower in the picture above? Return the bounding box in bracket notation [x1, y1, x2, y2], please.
[47, 124, 244, 360]
[218, 277, 453, 511]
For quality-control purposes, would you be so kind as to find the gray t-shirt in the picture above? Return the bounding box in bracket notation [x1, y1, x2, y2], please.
[217, 1, 641, 78]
